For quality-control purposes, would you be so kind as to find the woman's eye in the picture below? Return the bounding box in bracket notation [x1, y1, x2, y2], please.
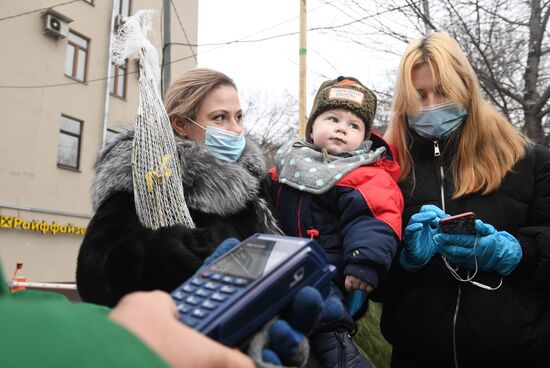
[213, 115, 225, 122]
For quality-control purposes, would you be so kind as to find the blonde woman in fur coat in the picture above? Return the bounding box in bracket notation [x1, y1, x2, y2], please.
[76, 69, 280, 307]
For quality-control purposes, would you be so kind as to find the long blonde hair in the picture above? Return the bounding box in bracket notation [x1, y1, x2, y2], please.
[384, 32, 528, 197]
[164, 68, 237, 121]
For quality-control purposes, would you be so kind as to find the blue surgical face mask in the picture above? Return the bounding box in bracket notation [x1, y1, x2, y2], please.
[187, 118, 246, 162]
[407, 102, 467, 139]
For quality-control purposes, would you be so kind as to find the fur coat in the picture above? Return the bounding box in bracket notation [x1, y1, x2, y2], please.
[76, 128, 280, 307]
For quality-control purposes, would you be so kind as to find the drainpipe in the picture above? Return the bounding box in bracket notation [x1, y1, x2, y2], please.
[102, 0, 119, 149]
[163, 0, 171, 95]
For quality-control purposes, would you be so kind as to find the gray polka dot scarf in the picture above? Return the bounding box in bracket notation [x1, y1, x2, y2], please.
[274, 139, 386, 194]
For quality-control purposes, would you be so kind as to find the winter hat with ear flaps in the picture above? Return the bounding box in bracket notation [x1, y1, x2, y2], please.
[305, 76, 377, 143]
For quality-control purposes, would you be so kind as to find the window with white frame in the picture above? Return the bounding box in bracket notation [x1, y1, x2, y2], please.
[57, 115, 82, 170]
[64, 31, 89, 82]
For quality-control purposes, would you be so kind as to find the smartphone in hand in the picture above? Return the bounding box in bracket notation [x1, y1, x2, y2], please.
[439, 212, 476, 235]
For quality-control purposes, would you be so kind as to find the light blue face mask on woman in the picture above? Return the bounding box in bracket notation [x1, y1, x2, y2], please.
[407, 102, 467, 139]
[187, 118, 246, 162]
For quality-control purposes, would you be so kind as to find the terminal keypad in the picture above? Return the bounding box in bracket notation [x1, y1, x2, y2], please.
[172, 271, 250, 328]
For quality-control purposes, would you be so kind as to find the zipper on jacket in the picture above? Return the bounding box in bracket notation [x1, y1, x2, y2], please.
[435, 138, 460, 368]
[434, 139, 445, 211]
[439, 166, 446, 212]
[335, 331, 346, 368]
[275, 185, 283, 209]
[452, 287, 462, 368]
[433, 139, 441, 157]
[434, 139, 446, 213]
[297, 194, 304, 238]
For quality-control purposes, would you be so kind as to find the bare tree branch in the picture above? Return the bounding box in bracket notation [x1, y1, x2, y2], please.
[404, 0, 439, 32]
[536, 1, 550, 50]
[443, 0, 524, 105]
[535, 84, 550, 113]
[476, 3, 529, 26]
[316, 0, 550, 143]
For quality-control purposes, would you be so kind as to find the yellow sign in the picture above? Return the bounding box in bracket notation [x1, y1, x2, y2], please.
[0, 216, 86, 236]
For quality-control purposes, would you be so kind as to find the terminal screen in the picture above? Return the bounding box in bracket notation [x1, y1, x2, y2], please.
[207, 238, 295, 280]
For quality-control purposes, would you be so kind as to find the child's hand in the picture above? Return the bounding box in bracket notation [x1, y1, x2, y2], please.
[344, 275, 374, 293]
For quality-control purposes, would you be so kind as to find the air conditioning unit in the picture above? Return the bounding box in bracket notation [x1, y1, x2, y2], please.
[41, 9, 73, 39]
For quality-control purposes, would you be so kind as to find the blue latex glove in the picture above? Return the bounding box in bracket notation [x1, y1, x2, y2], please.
[400, 204, 448, 272]
[434, 220, 523, 276]
[202, 238, 335, 367]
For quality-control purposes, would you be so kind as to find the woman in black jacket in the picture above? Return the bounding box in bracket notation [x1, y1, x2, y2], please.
[76, 69, 280, 307]
[380, 32, 550, 367]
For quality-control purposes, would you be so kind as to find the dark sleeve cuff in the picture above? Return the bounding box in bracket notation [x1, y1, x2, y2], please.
[344, 264, 379, 289]
[513, 231, 541, 276]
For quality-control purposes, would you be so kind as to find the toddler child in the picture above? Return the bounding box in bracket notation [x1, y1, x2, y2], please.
[267, 76, 403, 368]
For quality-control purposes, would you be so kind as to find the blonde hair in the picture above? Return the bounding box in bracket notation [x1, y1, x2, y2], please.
[384, 32, 528, 197]
[164, 68, 237, 121]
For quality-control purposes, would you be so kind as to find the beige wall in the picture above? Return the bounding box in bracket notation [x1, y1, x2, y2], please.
[0, 0, 198, 283]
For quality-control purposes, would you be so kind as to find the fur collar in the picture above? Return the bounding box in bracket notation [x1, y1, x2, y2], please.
[92, 127, 267, 217]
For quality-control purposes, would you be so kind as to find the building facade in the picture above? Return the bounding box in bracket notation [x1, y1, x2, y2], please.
[0, 0, 198, 282]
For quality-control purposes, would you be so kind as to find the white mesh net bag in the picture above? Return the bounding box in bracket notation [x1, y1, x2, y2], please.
[112, 9, 195, 230]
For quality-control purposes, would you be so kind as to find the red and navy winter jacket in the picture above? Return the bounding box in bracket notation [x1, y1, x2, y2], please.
[266, 133, 404, 322]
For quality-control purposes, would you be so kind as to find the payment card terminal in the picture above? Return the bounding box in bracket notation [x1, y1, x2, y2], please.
[171, 233, 336, 346]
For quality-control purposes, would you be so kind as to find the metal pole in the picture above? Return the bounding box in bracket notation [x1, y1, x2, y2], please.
[102, 0, 119, 149]
[8, 281, 77, 290]
[163, 0, 171, 95]
[298, 0, 307, 138]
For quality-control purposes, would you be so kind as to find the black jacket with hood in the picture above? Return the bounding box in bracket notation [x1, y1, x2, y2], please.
[76, 129, 280, 307]
[380, 129, 550, 368]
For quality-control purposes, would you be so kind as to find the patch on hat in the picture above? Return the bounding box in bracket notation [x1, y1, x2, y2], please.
[328, 87, 365, 105]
